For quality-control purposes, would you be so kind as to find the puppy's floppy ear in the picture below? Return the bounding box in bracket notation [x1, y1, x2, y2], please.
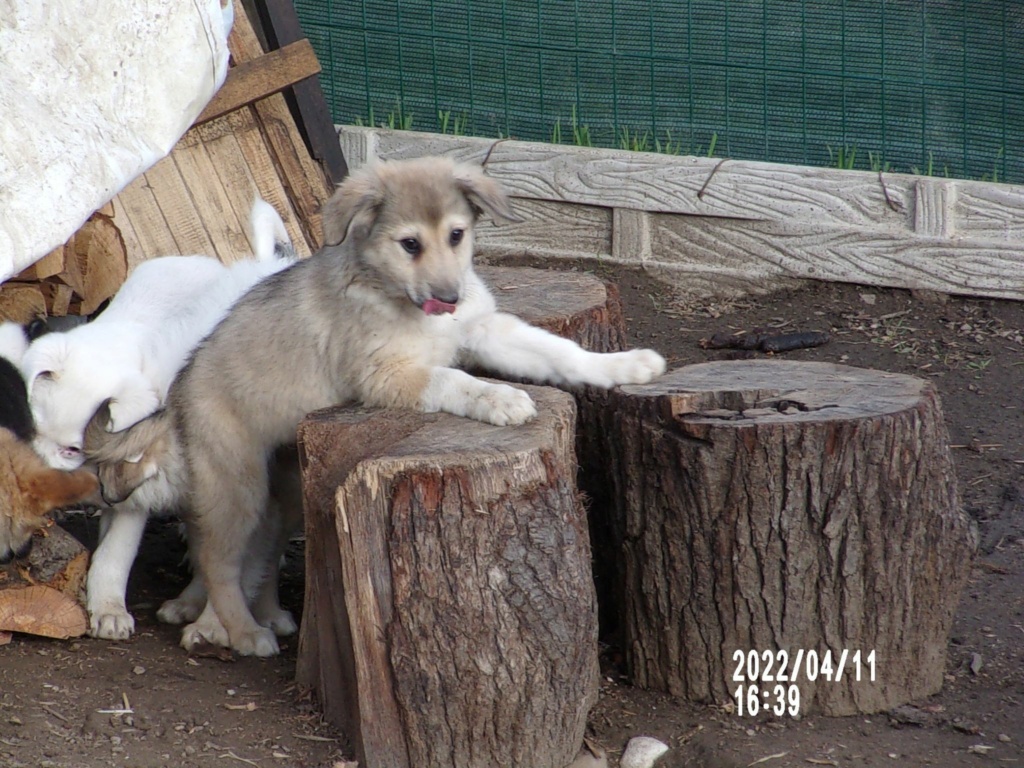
[452, 163, 523, 224]
[321, 164, 387, 247]
[20, 337, 65, 398]
[107, 373, 161, 433]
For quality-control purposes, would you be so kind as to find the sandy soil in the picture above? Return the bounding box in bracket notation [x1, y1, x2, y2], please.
[1, 262, 1022, 768]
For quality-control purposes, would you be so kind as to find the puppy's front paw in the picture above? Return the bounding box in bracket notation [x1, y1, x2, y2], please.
[89, 605, 136, 641]
[157, 596, 204, 625]
[232, 626, 279, 657]
[604, 349, 666, 386]
[475, 384, 537, 426]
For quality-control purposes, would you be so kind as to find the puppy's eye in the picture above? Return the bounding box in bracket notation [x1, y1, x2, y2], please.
[400, 238, 422, 257]
[449, 229, 464, 247]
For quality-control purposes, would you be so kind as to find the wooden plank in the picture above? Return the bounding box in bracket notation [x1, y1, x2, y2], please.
[252, 102, 329, 248]
[230, 0, 330, 252]
[194, 39, 322, 126]
[108, 196, 147, 272]
[141, 154, 217, 257]
[116, 167, 187, 260]
[255, 0, 349, 186]
[192, 110, 314, 259]
[169, 139, 252, 263]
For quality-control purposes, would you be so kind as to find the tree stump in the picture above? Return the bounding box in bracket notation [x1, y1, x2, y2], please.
[296, 384, 598, 768]
[478, 266, 628, 354]
[596, 360, 974, 716]
[479, 266, 630, 638]
[0, 524, 89, 643]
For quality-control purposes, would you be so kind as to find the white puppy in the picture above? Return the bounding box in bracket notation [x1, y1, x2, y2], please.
[22, 198, 297, 640]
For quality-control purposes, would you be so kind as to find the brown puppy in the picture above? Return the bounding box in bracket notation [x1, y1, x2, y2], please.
[0, 357, 100, 562]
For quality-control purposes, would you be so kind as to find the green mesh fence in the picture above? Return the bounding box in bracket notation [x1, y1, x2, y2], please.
[294, 0, 1024, 183]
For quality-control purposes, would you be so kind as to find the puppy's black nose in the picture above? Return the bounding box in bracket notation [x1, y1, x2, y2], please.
[433, 289, 460, 305]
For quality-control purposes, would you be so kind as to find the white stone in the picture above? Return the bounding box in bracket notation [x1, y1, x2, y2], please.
[620, 736, 670, 768]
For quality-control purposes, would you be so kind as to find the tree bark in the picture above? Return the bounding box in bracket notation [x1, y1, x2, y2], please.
[479, 266, 629, 641]
[595, 359, 974, 715]
[296, 384, 598, 768]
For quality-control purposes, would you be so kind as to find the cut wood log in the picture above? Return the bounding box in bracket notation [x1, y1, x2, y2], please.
[296, 384, 598, 768]
[0, 283, 47, 324]
[4, 208, 128, 320]
[480, 265, 629, 640]
[593, 360, 974, 715]
[0, 524, 89, 640]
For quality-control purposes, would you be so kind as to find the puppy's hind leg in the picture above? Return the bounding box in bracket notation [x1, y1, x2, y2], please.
[156, 574, 206, 625]
[463, 312, 666, 388]
[87, 502, 148, 640]
[182, 453, 278, 657]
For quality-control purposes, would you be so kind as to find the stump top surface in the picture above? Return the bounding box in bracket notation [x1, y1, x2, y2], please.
[301, 383, 576, 466]
[477, 266, 608, 325]
[621, 360, 933, 424]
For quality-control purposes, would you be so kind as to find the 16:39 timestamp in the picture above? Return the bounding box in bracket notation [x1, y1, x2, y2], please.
[732, 683, 800, 717]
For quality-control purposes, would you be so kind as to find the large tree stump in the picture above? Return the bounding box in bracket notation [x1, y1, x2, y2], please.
[296, 384, 598, 768]
[0, 524, 89, 642]
[596, 360, 974, 715]
[479, 266, 630, 638]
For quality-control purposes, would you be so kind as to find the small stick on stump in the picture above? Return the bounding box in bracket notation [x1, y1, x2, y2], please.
[0, 524, 89, 640]
[296, 384, 598, 768]
[595, 359, 974, 715]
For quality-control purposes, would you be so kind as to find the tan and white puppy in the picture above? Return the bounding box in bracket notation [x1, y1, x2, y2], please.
[82, 402, 301, 642]
[172, 156, 666, 656]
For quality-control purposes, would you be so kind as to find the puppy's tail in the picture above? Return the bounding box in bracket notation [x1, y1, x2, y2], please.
[0, 321, 29, 365]
[250, 197, 296, 262]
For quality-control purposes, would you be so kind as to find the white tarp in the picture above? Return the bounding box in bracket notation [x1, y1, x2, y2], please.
[0, 0, 234, 281]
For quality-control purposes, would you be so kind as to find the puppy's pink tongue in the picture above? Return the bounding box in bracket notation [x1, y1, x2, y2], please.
[422, 299, 457, 315]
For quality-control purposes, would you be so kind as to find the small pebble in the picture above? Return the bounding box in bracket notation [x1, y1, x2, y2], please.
[133, 665, 146, 675]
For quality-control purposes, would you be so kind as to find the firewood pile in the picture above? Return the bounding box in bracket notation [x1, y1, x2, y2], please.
[0, 204, 127, 323]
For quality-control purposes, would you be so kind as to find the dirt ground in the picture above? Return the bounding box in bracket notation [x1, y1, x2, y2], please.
[2, 261, 1022, 768]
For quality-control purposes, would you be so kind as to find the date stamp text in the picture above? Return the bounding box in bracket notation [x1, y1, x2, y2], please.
[731, 649, 877, 717]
